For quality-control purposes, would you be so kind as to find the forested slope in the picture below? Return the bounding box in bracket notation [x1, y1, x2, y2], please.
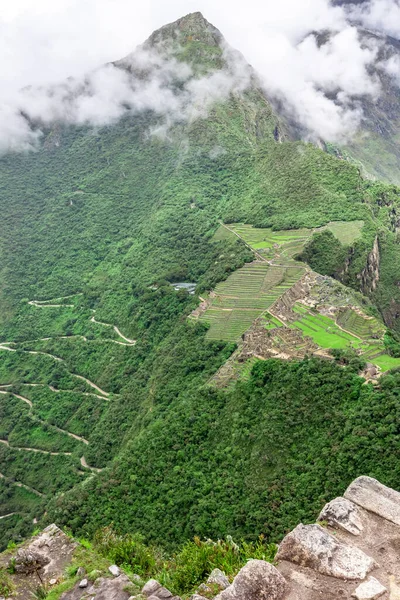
[1, 12, 400, 551]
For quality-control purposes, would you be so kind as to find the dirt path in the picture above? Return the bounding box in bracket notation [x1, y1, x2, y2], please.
[73, 374, 109, 398]
[0, 439, 72, 456]
[90, 316, 136, 345]
[80, 455, 103, 473]
[0, 472, 44, 497]
[0, 345, 110, 398]
[0, 390, 32, 408]
[28, 301, 74, 308]
[0, 390, 89, 444]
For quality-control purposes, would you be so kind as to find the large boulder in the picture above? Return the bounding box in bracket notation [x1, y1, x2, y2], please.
[215, 559, 286, 600]
[276, 524, 375, 580]
[344, 476, 400, 526]
[142, 579, 180, 600]
[318, 497, 364, 535]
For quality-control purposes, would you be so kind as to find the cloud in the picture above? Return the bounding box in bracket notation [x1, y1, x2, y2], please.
[0, 0, 398, 151]
[0, 41, 252, 153]
[345, 0, 400, 39]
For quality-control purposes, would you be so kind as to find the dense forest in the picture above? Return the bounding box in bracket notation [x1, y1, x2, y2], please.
[1, 11, 400, 557]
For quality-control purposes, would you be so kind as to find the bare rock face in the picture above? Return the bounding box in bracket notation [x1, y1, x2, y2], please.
[11, 549, 50, 574]
[61, 574, 132, 599]
[276, 524, 375, 580]
[215, 559, 286, 600]
[351, 577, 387, 599]
[142, 580, 162, 596]
[344, 476, 400, 526]
[318, 496, 364, 535]
[207, 568, 230, 590]
[142, 579, 181, 600]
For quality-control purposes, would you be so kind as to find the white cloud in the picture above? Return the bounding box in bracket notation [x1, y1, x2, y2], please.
[0, 0, 398, 151]
[346, 0, 400, 39]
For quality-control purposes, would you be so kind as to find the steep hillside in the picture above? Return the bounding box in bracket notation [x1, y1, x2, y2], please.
[1, 12, 400, 553]
[340, 29, 400, 185]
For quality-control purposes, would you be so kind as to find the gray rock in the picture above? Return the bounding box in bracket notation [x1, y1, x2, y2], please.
[11, 549, 50, 574]
[207, 568, 230, 589]
[276, 524, 375, 580]
[142, 580, 162, 597]
[156, 587, 174, 599]
[190, 595, 208, 600]
[345, 476, 400, 526]
[79, 578, 88, 588]
[197, 584, 212, 595]
[132, 574, 142, 583]
[318, 497, 364, 535]
[109, 564, 120, 577]
[215, 559, 286, 600]
[351, 577, 387, 599]
[49, 578, 58, 585]
[61, 574, 132, 599]
[76, 566, 86, 578]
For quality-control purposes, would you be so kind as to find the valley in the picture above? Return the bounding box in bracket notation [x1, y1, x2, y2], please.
[0, 9, 400, 570]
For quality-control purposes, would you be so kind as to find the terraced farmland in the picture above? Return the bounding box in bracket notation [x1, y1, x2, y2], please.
[217, 221, 364, 259]
[336, 307, 384, 339]
[292, 304, 365, 350]
[291, 303, 400, 371]
[225, 224, 312, 256]
[199, 262, 305, 341]
[321, 220, 364, 245]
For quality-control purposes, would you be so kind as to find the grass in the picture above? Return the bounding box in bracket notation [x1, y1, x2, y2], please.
[225, 224, 312, 256]
[320, 221, 364, 245]
[289, 303, 400, 370]
[373, 355, 400, 371]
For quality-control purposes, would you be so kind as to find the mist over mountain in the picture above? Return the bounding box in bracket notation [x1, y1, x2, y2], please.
[0, 1, 399, 184]
[1, 7, 400, 592]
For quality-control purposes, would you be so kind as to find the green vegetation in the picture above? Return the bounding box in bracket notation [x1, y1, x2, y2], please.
[92, 526, 276, 596]
[321, 220, 364, 245]
[299, 230, 347, 277]
[1, 14, 400, 564]
[45, 359, 400, 551]
[292, 304, 362, 350]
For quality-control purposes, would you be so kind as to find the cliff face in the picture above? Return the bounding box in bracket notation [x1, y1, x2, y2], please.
[359, 235, 380, 295]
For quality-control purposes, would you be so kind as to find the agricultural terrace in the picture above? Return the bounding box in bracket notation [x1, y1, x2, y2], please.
[291, 303, 400, 370]
[199, 262, 305, 341]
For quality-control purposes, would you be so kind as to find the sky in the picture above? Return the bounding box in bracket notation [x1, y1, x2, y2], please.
[0, 0, 399, 151]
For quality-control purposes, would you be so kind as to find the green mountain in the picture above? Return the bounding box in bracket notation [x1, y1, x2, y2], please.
[1, 12, 400, 554]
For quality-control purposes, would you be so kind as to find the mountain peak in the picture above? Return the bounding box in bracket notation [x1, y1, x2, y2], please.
[144, 11, 223, 51]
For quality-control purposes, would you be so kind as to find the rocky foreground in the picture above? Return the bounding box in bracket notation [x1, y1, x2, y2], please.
[2, 476, 400, 599]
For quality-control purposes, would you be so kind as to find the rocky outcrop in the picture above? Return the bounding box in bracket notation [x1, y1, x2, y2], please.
[276, 523, 375, 580]
[214, 560, 286, 600]
[207, 568, 230, 590]
[142, 579, 181, 600]
[345, 476, 400, 526]
[275, 476, 400, 598]
[318, 496, 364, 535]
[61, 573, 133, 599]
[359, 236, 380, 295]
[352, 577, 387, 599]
